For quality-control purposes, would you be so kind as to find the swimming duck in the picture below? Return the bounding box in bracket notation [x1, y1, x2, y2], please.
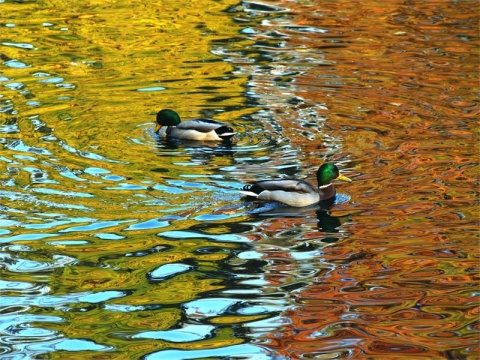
[241, 163, 352, 207]
[155, 109, 235, 141]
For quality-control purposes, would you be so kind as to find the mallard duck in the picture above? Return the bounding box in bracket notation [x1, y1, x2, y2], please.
[241, 163, 352, 207]
[154, 109, 235, 141]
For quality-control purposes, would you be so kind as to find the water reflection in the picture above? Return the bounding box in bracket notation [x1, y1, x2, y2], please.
[158, 135, 236, 150]
[1, 0, 478, 359]
[316, 208, 352, 239]
[143, 343, 283, 360]
[155, 136, 238, 168]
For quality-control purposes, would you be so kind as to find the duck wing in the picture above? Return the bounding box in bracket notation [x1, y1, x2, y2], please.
[177, 119, 227, 133]
[245, 179, 316, 194]
[241, 179, 320, 207]
[177, 119, 235, 140]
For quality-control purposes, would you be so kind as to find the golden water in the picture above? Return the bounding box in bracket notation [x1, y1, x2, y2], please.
[0, 0, 478, 359]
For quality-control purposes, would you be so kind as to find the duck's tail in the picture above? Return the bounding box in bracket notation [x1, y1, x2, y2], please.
[216, 126, 236, 140]
[240, 184, 263, 199]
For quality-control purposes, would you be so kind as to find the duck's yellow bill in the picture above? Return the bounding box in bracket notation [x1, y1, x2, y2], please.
[154, 123, 162, 133]
[337, 173, 352, 182]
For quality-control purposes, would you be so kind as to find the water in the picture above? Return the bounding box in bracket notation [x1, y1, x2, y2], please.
[0, 0, 478, 359]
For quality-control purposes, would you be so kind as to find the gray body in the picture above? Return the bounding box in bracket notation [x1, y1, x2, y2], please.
[241, 179, 336, 207]
[168, 119, 234, 141]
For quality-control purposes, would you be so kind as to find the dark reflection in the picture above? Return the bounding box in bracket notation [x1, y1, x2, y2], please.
[151, 134, 238, 174]
[189, 221, 254, 235]
[232, 258, 269, 275]
[124, 244, 173, 258]
[245, 194, 343, 216]
[225, 1, 287, 14]
[316, 208, 352, 233]
[242, 195, 352, 243]
[280, 282, 309, 292]
[316, 208, 352, 244]
[290, 242, 319, 252]
[157, 135, 236, 152]
[194, 246, 230, 254]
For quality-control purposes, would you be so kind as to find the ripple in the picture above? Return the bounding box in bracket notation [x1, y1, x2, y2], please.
[0, 220, 21, 227]
[137, 86, 166, 92]
[23, 338, 113, 353]
[183, 298, 241, 319]
[32, 72, 51, 78]
[83, 167, 111, 176]
[125, 218, 169, 231]
[2, 42, 36, 50]
[104, 183, 150, 191]
[345, 289, 426, 305]
[0, 190, 91, 211]
[144, 343, 281, 360]
[0, 311, 63, 341]
[59, 219, 134, 233]
[22, 217, 94, 230]
[30, 188, 93, 198]
[0, 121, 19, 134]
[4, 82, 24, 90]
[3, 59, 30, 69]
[0, 280, 49, 295]
[59, 141, 124, 163]
[282, 25, 328, 34]
[0, 253, 76, 272]
[0, 290, 127, 309]
[38, 77, 64, 84]
[48, 239, 90, 245]
[0, 233, 59, 243]
[367, 341, 429, 355]
[131, 324, 215, 342]
[148, 263, 194, 281]
[161, 230, 249, 243]
[5, 139, 51, 155]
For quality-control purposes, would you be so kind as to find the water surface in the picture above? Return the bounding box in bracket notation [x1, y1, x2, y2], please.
[0, 0, 478, 359]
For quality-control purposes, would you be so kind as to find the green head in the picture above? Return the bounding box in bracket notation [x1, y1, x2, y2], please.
[155, 109, 181, 133]
[316, 163, 352, 186]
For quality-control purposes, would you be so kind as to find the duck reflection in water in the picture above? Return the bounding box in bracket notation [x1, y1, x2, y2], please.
[316, 208, 352, 243]
[154, 137, 237, 171]
[243, 188, 352, 243]
[159, 135, 235, 152]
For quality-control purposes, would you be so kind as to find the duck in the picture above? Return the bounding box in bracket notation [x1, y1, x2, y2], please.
[241, 163, 352, 207]
[154, 109, 235, 141]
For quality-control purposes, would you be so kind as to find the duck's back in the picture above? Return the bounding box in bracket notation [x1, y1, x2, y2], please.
[253, 179, 316, 193]
[177, 119, 224, 133]
[173, 119, 234, 140]
[244, 179, 320, 207]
